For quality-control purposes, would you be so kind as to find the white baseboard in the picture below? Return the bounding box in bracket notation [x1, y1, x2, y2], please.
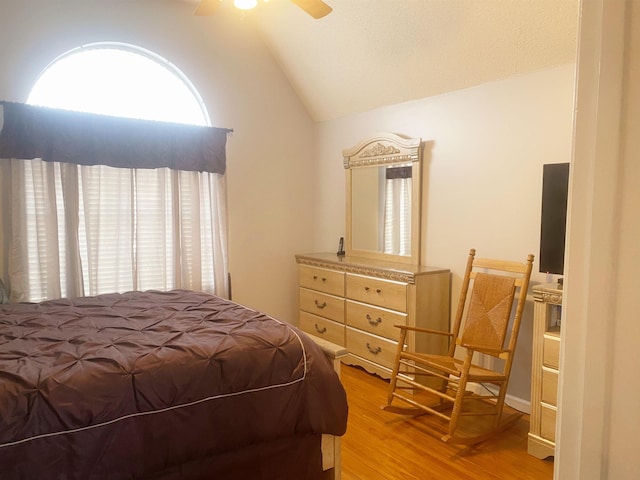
[505, 392, 531, 415]
[467, 384, 531, 415]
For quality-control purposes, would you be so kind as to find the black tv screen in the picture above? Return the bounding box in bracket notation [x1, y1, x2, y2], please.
[539, 163, 570, 275]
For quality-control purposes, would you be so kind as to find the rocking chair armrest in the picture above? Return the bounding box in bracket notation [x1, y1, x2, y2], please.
[393, 325, 454, 337]
[462, 343, 510, 356]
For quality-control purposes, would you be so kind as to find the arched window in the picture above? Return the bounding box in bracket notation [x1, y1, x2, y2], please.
[6, 43, 228, 302]
[28, 43, 209, 125]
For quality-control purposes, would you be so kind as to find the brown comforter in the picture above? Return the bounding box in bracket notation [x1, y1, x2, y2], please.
[0, 290, 348, 479]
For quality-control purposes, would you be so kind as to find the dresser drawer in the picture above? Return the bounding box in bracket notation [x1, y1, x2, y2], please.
[300, 311, 345, 346]
[541, 367, 558, 406]
[346, 300, 406, 339]
[299, 288, 344, 323]
[543, 334, 560, 369]
[346, 274, 408, 312]
[346, 327, 397, 369]
[299, 265, 345, 296]
[540, 404, 557, 442]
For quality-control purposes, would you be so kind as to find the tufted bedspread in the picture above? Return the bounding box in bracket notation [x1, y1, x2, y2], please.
[0, 290, 348, 479]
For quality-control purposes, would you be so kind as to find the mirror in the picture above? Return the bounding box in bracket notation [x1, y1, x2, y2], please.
[343, 133, 422, 265]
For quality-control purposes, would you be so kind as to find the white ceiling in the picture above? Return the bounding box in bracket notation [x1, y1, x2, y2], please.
[186, 0, 579, 122]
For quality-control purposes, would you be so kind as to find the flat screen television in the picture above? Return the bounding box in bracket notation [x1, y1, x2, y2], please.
[539, 163, 570, 275]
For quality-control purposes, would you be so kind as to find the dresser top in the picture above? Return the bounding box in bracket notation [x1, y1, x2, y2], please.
[532, 282, 563, 304]
[532, 282, 563, 295]
[295, 252, 449, 282]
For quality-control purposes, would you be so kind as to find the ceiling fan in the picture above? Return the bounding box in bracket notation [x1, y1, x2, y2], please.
[194, 0, 333, 19]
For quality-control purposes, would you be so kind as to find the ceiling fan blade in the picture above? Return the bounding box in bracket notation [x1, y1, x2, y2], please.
[290, 0, 332, 19]
[195, 0, 222, 16]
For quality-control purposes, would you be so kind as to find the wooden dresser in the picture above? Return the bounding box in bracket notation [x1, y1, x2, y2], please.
[295, 252, 450, 379]
[528, 283, 563, 459]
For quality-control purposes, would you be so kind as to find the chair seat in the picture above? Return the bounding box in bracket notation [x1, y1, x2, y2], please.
[400, 351, 508, 383]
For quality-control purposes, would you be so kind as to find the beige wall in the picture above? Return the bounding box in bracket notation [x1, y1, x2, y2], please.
[0, 0, 316, 322]
[315, 64, 577, 408]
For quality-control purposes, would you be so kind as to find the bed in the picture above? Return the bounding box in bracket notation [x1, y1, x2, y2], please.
[0, 289, 348, 479]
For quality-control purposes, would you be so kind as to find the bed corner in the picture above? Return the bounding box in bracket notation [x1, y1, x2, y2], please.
[306, 334, 348, 480]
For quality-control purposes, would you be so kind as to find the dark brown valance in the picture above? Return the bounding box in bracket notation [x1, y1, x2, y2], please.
[385, 165, 412, 179]
[0, 101, 231, 174]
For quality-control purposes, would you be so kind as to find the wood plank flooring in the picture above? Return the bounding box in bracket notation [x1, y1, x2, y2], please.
[340, 365, 554, 480]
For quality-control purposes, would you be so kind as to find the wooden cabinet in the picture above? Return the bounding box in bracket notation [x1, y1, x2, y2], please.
[528, 283, 563, 459]
[296, 252, 450, 379]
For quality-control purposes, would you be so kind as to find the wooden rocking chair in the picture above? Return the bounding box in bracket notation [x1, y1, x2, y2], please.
[383, 248, 534, 445]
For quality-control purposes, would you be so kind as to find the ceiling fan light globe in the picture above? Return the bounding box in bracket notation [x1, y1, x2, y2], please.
[234, 0, 258, 10]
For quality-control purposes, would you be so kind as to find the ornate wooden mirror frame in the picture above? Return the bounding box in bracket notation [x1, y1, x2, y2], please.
[343, 132, 422, 265]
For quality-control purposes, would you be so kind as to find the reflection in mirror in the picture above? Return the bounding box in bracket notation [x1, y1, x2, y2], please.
[343, 132, 423, 265]
[351, 164, 412, 255]
[383, 164, 412, 255]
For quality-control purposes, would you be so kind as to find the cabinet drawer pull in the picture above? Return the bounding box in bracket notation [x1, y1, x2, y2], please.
[314, 300, 327, 309]
[366, 343, 382, 355]
[314, 324, 327, 334]
[363, 286, 382, 294]
[366, 314, 382, 326]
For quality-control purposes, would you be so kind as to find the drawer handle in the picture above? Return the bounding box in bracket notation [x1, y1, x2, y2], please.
[366, 343, 382, 355]
[314, 300, 327, 309]
[363, 287, 382, 294]
[314, 324, 327, 334]
[366, 314, 382, 326]
[313, 275, 327, 282]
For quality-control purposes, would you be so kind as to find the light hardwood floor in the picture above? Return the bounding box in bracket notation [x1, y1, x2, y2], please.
[340, 365, 554, 480]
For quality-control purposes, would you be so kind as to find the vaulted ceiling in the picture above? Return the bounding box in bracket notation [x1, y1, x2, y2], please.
[185, 0, 580, 122]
